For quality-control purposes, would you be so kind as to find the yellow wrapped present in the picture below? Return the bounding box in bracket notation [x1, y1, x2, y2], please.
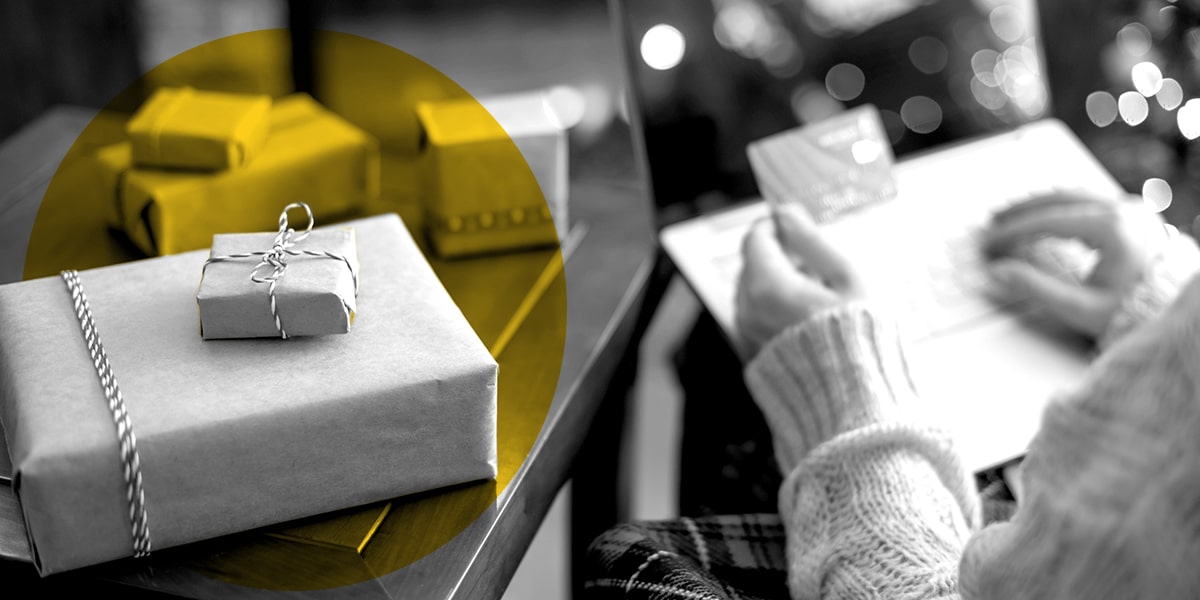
[415, 91, 566, 258]
[126, 87, 272, 171]
[114, 94, 379, 256]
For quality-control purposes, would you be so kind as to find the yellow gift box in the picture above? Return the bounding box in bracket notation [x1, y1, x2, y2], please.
[106, 94, 379, 256]
[127, 87, 272, 171]
[415, 92, 566, 258]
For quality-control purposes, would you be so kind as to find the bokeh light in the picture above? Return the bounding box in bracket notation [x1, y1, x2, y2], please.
[1086, 91, 1119, 127]
[1178, 98, 1200, 139]
[763, 37, 804, 77]
[972, 49, 1000, 86]
[908, 36, 949, 75]
[1142, 177, 1172, 212]
[970, 76, 1007, 110]
[988, 5, 1025, 43]
[544, 86, 586, 130]
[1131, 61, 1164, 96]
[641, 24, 686, 71]
[900, 96, 943, 134]
[825, 63, 865, 101]
[713, 3, 762, 52]
[1158, 78, 1184, 110]
[1118, 91, 1149, 125]
[1116, 22, 1153, 57]
[1153, 5, 1178, 33]
[790, 83, 842, 123]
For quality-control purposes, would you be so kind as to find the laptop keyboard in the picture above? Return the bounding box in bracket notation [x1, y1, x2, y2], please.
[703, 186, 1099, 344]
[879, 190, 1097, 342]
[690, 124, 1113, 346]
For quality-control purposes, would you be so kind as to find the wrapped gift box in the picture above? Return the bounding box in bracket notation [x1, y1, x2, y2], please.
[416, 90, 567, 258]
[103, 93, 379, 256]
[0, 214, 496, 575]
[126, 87, 272, 171]
[197, 226, 360, 339]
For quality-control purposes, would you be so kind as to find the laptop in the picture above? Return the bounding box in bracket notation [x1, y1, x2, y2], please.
[610, 0, 1123, 472]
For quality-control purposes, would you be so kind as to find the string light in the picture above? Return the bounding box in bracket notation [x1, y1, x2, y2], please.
[1118, 91, 1149, 125]
[641, 24, 686, 71]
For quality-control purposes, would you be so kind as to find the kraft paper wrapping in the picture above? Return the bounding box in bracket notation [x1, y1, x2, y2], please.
[0, 214, 497, 575]
[197, 228, 359, 339]
[126, 87, 272, 171]
[117, 94, 380, 256]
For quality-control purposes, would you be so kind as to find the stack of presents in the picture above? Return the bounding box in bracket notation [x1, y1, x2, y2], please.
[0, 84, 568, 575]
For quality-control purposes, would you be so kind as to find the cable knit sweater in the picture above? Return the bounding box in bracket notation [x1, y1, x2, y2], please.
[743, 232, 1200, 599]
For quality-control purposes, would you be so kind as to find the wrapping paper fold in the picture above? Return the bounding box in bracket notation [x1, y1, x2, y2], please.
[0, 214, 497, 575]
[197, 228, 360, 339]
[94, 93, 379, 256]
[416, 92, 565, 258]
[126, 87, 272, 171]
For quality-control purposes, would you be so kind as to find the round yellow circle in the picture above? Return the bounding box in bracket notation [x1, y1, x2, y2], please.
[25, 29, 565, 591]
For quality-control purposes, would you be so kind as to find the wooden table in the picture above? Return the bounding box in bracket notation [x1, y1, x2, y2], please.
[0, 106, 655, 598]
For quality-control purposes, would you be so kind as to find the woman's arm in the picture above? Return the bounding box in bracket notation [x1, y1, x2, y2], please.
[737, 207, 980, 598]
[959, 274, 1200, 599]
[745, 303, 979, 599]
[737, 195, 1200, 599]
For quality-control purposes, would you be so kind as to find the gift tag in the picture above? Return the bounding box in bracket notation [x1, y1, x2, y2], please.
[747, 104, 898, 223]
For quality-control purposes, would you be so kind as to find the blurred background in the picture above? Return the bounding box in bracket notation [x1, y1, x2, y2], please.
[621, 0, 1200, 229]
[4, 0, 1200, 598]
[5, 1, 1200, 223]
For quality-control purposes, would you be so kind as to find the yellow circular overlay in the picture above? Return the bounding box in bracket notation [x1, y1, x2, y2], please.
[26, 29, 565, 590]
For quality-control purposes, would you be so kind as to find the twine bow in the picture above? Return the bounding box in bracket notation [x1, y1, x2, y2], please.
[203, 202, 358, 339]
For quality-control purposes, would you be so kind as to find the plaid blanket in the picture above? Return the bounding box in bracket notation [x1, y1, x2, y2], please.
[585, 514, 788, 600]
[583, 473, 1017, 600]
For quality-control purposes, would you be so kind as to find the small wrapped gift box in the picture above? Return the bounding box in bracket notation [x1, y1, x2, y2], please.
[112, 93, 379, 256]
[0, 214, 496, 575]
[416, 90, 567, 258]
[197, 204, 360, 339]
[126, 87, 272, 171]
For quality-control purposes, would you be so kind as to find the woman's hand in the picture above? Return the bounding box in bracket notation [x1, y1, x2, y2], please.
[984, 191, 1169, 339]
[735, 204, 866, 357]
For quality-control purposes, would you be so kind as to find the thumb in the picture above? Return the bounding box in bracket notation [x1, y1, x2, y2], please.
[773, 204, 857, 290]
[742, 218, 798, 281]
[990, 259, 1112, 337]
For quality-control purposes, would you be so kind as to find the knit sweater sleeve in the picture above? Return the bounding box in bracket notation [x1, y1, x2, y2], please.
[958, 273, 1200, 599]
[744, 304, 981, 599]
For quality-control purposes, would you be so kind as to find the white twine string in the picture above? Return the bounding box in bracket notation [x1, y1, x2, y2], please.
[202, 202, 358, 339]
[59, 269, 152, 558]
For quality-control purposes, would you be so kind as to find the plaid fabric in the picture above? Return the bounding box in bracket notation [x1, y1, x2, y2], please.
[584, 514, 788, 600]
[584, 476, 1018, 600]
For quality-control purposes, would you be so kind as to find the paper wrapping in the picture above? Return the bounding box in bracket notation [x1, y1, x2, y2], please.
[416, 92, 565, 258]
[0, 214, 497, 575]
[126, 87, 272, 171]
[114, 93, 379, 256]
[197, 228, 359, 339]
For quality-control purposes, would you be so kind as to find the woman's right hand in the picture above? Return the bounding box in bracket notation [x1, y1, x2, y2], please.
[983, 191, 1170, 339]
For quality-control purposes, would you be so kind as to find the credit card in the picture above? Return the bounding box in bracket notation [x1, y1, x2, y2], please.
[747, 104, 898, 223]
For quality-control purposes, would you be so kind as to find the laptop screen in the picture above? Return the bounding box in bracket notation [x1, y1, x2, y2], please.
[612, 0, 1050, 212]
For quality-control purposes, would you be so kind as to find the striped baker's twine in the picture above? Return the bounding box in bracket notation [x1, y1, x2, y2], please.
[60, 269, 152, 558]
[201, 202, 358, 339]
